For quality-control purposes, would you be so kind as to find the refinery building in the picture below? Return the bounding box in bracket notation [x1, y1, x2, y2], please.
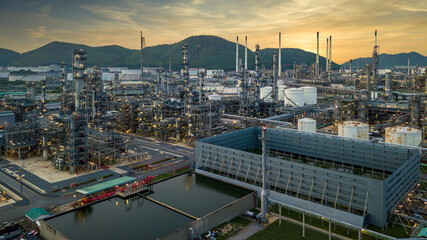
[195, 127, 420, 227]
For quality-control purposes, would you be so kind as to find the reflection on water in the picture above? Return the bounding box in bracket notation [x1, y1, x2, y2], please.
[149, 173, 252, 218]
[186, 173, 193, 190]
[46, 174, 252, 240]
[74, 205, 92, 224]
[46, 196, 193, 240]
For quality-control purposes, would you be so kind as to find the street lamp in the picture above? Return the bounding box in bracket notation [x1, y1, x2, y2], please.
[18, 174, 25, 193]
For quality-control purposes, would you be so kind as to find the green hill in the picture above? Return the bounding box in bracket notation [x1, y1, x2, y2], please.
[0, 48, 20, 66]
[342, 52, 427, 68]
[258, 48, 339, 70]
[0, 35, 339, 70]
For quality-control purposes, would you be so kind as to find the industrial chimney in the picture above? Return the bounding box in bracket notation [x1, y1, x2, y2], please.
[278, 32, 282, 78]
[316, 32, 319, 78]
[245, 36, 248, 70]
[236, 36, 239, 73]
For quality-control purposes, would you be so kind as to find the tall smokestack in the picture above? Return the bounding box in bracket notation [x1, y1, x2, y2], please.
[255, 44, 260, 101]
[375, 29, 377, 47]
[245, 36, 248, 70]
[325, 38, 329, 72]
[329, 36, 332, 72]
[140, 31, 144, 81]
[278, 32, 282, 78]
[236, 36, 239, 73]
[316, 32, 319, 77]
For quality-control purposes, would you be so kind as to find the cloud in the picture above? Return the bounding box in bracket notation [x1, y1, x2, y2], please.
[0, 0, 426, 63]
[28, 26, 47, 39]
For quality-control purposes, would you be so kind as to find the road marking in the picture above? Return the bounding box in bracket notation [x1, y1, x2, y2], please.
[131, 139, 183, 158]
[3, 168, 47, 194]
[0, 184, 22, 201]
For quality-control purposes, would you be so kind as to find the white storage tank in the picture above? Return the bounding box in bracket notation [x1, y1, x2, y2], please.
[301, 86, 317, 105]
[260, 86, 273, 102]
[277, 85, 288, 101]
[222, 87, 240, 95]
[385, 126, 422, 146]
[298, 118, 316, 132]
[208, 94, 221, 101]
[338, 121, 369, 140]
[284, 88, 304, 107]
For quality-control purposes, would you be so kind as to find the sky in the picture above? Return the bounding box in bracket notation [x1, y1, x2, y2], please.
[0, 0, 426, 64]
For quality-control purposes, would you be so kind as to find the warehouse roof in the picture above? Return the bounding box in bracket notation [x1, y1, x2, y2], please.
[25, 208, 51, 222]
[76, 176, 136, 195]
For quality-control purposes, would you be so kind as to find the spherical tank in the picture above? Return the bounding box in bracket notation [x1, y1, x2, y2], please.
[298, 118, 316, 132]
[284, 88, 304, 107]
[337, 121, 369, 140]
[260, 86, 273, 102]
[385, 126, 422, 146]
[301, 86, 317, 105]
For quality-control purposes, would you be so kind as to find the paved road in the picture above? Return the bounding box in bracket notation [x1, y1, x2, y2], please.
[0, 171, 74, 222]
[0, 134, 195, 223]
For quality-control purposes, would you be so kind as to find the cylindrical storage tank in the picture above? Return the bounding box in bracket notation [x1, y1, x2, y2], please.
[370, 92, 379, 99]
[260, 86, 273, 102]
[301, 86, 317, 105]
[385, 126, 422, 146]
[277, 85, 288, 101]
[208, 94, 221, 101]
[284, 88, 304, 107]
[298, 118, 316, 132]
[338, 121, 369, 140]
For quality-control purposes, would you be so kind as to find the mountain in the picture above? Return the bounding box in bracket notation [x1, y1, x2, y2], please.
[1, 35, 339, 71]
[0, 48, 20, 66]
[342, 52, 427, 68]
[259, 48, 339, 70]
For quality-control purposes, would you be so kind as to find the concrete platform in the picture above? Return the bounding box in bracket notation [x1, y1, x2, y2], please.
[5, 156, 103, 183]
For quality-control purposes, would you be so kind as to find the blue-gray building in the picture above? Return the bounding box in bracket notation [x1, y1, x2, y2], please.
[195, 127, 420, 227]
[0, 111, 15, 128]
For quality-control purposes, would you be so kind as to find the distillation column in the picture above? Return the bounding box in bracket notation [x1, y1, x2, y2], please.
[272, 53, 278, 102]
[366, 64, 371, 100]
[182, 44, 192, 139]
[70, 49, 89, 173]
[255, 44, 261, 116]
[372, 30, 379, 88]
[325, 38, 329, 74]
[278, 32, 282, 78]
[385, 73, 391, 100]
[259, 127, 268, 223]
[328, 36, 332, 81]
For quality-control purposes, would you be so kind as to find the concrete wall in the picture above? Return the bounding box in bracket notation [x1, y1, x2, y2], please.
[197, 127, 420, 227]
[40, 220, 69, 240]
[161, 192, 256, 240]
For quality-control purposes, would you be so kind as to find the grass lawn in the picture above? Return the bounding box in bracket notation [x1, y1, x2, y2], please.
[248, 220, 338, 240]
[205, 216, 253, 240]
[268, 204, 409, 239]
